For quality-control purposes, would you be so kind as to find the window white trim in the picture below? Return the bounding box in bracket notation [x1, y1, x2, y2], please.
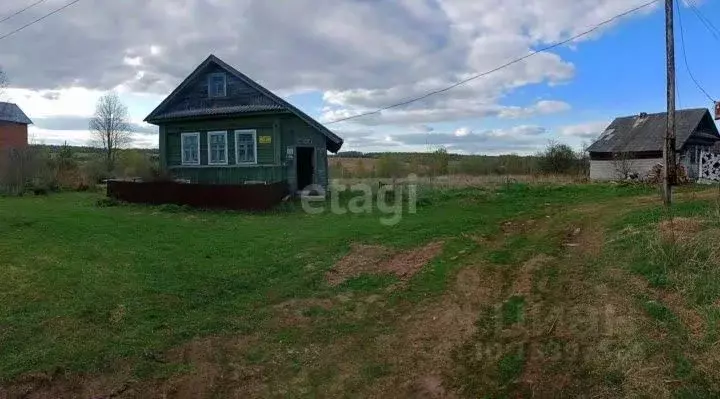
[207, 131, 228, 165]
[234, 129, 258, 165]
[180, 132, 200, 165]
[208, 73, 227, 98]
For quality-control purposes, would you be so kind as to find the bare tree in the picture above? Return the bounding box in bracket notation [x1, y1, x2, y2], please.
[612, 152, 637, 180]
[89, 92, 131, 172]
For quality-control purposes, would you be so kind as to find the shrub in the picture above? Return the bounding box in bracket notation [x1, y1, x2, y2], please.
[428, 147, 450, 176]
[81, 156, 112, 184]
[537, 142, 584, 175]
[376, 155, 405, 178]
[0, 147, 57, 195]
[114, 150, 157, 180]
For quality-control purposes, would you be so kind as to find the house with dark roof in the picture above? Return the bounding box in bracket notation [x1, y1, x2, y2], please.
[145, 55, 343, 193]
[587, 108, 720, 181]
[0, 102, 32, 150]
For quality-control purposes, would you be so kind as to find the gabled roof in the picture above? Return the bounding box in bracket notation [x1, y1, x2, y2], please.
[144, 55, 343, 153]
[0, 102, 32, 125]
[586, 108, 719, 153]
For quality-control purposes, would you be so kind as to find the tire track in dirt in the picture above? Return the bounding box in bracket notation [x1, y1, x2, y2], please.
[505, 216, 676, 398]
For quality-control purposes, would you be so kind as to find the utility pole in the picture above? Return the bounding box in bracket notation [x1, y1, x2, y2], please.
[663, 0, 676, 207]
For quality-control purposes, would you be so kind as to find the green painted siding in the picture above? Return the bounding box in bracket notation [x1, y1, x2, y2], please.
[170, 166, 285, 185]
[159, 114, 331, 188]
[280, 116, 329, 191]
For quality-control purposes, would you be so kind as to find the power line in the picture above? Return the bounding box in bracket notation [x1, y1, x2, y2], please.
[676, 0, 715, 102]
[0, 0, 49, 25]
[0, 0, 81, 42]
[326, 0, 660, 125]
[685, 0, 720, 41]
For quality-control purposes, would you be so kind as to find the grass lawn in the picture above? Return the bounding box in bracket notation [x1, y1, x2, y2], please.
[2, 183, 720, 397]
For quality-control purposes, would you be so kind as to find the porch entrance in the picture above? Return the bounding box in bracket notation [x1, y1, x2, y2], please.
[296, 147, 315, 191]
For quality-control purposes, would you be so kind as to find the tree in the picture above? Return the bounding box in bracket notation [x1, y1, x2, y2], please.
[429, 147, 450, 176]
[538, 141, 579, 174]
[612, 152, 637, 180]
[89, 92, 131, 172]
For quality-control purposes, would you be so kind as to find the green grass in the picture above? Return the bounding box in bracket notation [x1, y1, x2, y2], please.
[603, 194, 720, 397]
[0, 183, 662, 388]
[642, 299, 682, 332]
[497, 348, 526, 385]
[501, 296, 525, 326]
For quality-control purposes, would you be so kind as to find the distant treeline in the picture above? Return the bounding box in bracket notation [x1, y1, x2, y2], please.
[330, 144, 588, 178]
[31, 144, 158, 156]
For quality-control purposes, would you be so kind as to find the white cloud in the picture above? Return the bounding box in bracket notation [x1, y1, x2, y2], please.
[559, 121, 610, 139]
[29, 126, 156, 149]
[0, 0, 655, 151]
[5, 88, 102, 118]
[454, 127, 471, 137]
[498, 100, 572, 119]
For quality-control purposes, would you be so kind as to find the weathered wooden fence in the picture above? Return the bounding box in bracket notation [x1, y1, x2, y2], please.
[107, 180, 288, 210]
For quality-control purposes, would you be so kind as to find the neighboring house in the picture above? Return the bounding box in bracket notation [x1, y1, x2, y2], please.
[587, 108, 720, 181]
[144, 54, 343, 193]
[0, 102, 32, 150]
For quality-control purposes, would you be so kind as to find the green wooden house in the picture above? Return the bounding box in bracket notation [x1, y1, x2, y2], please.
[144, 55, 343, 193]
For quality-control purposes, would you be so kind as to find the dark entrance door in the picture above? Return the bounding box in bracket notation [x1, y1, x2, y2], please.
[296, 147, 315, 191]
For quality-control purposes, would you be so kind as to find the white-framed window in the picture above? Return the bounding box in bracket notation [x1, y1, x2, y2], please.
[207, 131, 228, 165]
[181, 132, 200, 165]
[208, 73, 227, 97]
[235, 129, 257, 164]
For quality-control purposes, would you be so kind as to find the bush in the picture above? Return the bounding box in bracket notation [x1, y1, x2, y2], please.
[114, 150, 157, 180]
[538, 142, 585, 175]
[81, 157, 112, 184]
[428, 147, 450, 176]
[0, 147, 57, 195]
[376, 155, 405, 178]
[53, 142, 87, 190]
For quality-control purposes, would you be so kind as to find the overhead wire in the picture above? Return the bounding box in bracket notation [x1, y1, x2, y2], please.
[676, 0, 715, 102]
[0, 0, 49, 25]
[0, 0, 82, 42]
[325, 0, 660, 125]
[685, 0, 720, 41]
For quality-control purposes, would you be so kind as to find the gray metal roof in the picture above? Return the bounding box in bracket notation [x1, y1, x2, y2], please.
[586, 108, 719, 153]
[0, 102, 32, 125]
[150, 104, 287, 121]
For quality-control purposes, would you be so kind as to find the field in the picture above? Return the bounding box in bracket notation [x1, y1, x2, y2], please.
[3, 183, 720, 397]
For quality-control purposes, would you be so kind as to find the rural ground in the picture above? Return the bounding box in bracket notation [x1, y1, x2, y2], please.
[2, 182, 720, 398]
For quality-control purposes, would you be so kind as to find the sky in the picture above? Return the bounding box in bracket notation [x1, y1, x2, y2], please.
[0, 0, 719, 155]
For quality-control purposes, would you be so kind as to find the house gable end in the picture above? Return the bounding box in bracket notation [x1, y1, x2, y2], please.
[694, 110, 720, 137]
[145, 55, 343, 153]
[145, 60, 284, 122]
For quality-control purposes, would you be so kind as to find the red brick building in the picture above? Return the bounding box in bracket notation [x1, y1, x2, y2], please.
[0, 102, 32, 150]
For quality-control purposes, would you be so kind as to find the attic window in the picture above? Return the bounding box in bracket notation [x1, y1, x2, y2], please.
[208, 73, 227, 98]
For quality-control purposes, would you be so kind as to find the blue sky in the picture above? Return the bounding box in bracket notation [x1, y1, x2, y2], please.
[1, 0, 718, 154]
